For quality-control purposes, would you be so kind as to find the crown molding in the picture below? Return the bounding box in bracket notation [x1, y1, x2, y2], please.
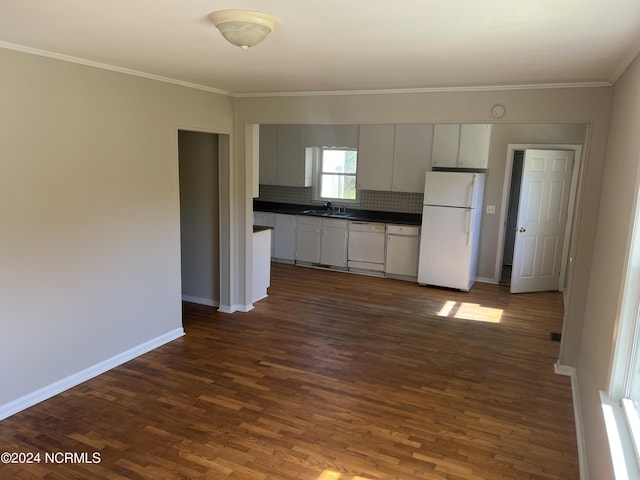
[0, 41, 232, 96]
[0, 41, 612, 99]
[234, 81, 612, 98]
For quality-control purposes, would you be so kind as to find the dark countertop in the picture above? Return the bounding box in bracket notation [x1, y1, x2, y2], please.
[253, 225, 273, 233]
[254, 200, 422, 226]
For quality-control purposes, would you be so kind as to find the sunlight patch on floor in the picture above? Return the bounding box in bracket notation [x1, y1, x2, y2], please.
[437, 300, 503, 323]
[315, 470, 373, 480]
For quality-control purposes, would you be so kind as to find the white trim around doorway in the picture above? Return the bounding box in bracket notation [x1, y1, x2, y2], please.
[494, 143, 583, 291]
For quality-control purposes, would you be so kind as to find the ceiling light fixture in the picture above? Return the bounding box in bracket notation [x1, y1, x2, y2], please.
[209, 9, 277, 50]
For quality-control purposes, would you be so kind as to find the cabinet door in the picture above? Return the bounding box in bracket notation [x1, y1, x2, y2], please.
[431, 124, 460, 168]
[392, 124, 433, 193]
[458, 124, 491, 168]
[253, 212, 275, 227]
[357, 124, 394, 191]
[295, 222, 321, 263]
[274, 214, 296, 261]
[320, 220, 348, 267]
[306, 125, 359, 148]
[252, 230, 271, 302]
[386, 234, 420, 277]
[277, 125, 311, 187]
[259, 125, 277, 185]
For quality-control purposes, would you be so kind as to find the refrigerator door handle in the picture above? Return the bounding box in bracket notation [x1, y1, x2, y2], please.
[466, 210, 472, 245]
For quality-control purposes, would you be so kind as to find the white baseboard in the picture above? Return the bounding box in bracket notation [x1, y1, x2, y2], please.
[476, 276, 499, 284]
[0, 328, 184, 421]
[182, 295, 219, 307]
[554, 362, 576, 377]
[218, 304, 254, 314]
[555, 362, 588, 480]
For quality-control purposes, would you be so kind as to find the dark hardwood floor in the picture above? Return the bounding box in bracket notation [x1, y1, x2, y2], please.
[0, 263, 578, 479]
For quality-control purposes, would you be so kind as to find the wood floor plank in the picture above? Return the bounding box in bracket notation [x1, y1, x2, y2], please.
[0, 263, 578, 479]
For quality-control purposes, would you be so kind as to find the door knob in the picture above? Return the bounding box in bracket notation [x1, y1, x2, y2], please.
[519, 227, 526, 232]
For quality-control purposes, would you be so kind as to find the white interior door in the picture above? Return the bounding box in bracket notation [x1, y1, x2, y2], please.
[511, 149, 574, 293]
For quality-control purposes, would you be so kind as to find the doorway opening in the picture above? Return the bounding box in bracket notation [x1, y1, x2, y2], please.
[178, 130, 221, 307]
[499, 150, 524, 285]
[496, 144, 582, 293]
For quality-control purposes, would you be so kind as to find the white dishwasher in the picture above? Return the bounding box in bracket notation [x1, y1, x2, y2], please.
[385, 224, 421, 281]
[348, 221, 386, 274]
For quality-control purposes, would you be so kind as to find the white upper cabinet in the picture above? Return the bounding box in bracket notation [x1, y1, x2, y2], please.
[258, 122, 491, 192]
[305, 125, 359, 148]
[258, 124, 277, 185]
[276, 125, 312, 187]
[357, 124, 395, 191]
[458, 124, 492, 168]
[431, 124, 461, 168]
[359, 124, 433, 193]
[392, 124, 434, 193]
[431, 124, 491, 169]
[259, 124, 357, 188]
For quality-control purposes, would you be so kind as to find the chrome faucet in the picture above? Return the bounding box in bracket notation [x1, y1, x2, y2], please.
[323, 201, 333, 211]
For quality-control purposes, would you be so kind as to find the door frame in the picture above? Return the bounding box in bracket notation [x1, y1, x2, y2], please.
[494, 143, 582, 291]
[176, 126, 232, 311]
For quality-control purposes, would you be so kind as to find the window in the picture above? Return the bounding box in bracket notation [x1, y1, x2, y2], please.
[616, 229, 640, 467]
[315, 148, 358, 203]
[603, 188, 640, 478]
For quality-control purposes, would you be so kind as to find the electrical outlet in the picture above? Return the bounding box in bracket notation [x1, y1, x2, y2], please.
[486, 205, 496, 214]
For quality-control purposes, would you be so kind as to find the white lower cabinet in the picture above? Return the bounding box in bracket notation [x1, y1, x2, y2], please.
[385, 225, 421, 280]
[273, 214, 296, 261]
[320, 219, 349, 267]
[295, 217, 321, 263]
[295, 216, 348, 268]
[257, 210, 421, 281]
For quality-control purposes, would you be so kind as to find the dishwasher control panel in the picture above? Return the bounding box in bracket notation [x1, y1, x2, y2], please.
[348, 221, 386, 233]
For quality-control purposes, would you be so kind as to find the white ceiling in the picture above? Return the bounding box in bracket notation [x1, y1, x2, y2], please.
[1, 0, 640, 96]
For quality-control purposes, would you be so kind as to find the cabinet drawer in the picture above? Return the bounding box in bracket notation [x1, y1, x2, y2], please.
[254, 211, 275, 227]
[387, 225, 420, 236]
[321, 218, 348, 229]
[296, 215, 321, 226]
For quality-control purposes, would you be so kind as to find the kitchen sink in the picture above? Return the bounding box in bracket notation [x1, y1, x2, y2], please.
[303, 209, 353, 218]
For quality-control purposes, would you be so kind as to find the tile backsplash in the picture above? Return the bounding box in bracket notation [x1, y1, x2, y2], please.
[257, 185, 423, 214]
[258, 185, 312, 205]
[359, 190, 423, 213]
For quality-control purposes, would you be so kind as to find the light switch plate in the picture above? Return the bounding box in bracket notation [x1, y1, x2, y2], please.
[486, 205, 496, 214]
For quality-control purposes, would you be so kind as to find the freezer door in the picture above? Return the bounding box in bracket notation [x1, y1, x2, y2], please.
[424, 171, 485, 208]
[418, 205, 475, 290]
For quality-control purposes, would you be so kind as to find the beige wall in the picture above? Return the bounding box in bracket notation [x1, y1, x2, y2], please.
[0, 48, 234, 414]
[576, 53, 640, 479]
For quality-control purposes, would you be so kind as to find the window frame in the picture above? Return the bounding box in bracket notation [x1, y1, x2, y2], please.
[312, 146, 359, 205]
[603, 182, 640, 478]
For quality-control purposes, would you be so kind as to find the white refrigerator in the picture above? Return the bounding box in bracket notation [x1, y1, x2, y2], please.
[418, 171, 485, 291]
